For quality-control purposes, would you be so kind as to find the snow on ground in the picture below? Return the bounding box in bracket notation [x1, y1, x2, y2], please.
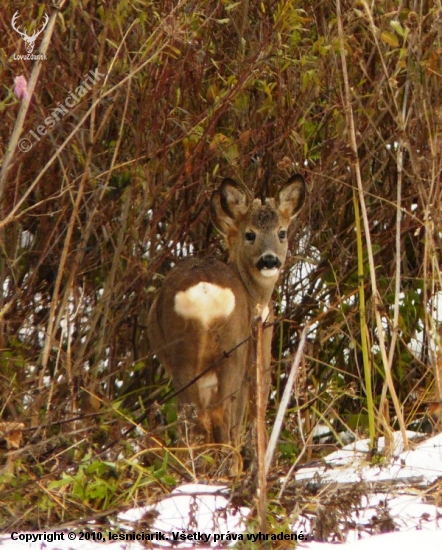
[119, 483, 248, 547]
[296, 431, 442, 548]
[300, 529, 442, 550]
[0, 432, 441, 549]
[296, 431, 442, 485]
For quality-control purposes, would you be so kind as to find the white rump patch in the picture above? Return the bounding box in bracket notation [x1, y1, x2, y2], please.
[174, 282, 235, 327]
[260, 267, 279, 278]
[197, 372, 218, 408]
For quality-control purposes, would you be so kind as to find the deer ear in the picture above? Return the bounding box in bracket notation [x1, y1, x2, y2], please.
[220, 178, 252, 220]
[210, 189, 231, 235]
[276, 174, 306, 219]
[210, 178, 252, 235]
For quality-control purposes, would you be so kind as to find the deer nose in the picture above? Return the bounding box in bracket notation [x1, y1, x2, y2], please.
[257, 254, 282, 271]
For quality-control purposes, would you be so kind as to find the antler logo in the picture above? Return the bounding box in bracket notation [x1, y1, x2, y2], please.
[11, 11, 49, 54]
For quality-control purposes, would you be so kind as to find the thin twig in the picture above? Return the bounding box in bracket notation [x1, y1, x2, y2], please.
[255, 317, 267, 533]
[265, 325, 309, 474]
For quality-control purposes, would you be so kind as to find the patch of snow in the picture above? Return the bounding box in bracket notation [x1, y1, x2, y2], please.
[295, 431, 441, 484]
[0, 534, 145, 550]
[300, 529, 442, 550]
[119, 483, 249, 547]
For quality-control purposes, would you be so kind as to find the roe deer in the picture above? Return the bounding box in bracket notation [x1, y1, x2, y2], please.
[147, 175, 305, 446]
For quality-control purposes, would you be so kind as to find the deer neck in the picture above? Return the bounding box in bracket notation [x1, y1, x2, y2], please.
[229, 260, 275, 315]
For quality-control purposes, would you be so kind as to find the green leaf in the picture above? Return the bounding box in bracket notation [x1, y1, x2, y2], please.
[380, 31, 399, 48]
[390, 20, 405, 37]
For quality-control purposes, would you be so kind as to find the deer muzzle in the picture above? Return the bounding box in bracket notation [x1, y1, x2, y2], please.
[256, 254, 282, 276]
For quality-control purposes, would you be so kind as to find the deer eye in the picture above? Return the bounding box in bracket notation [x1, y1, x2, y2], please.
[278, 229, 287, 241]
[245, 230, 256, 243]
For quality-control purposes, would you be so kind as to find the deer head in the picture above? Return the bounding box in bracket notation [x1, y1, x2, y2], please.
[12, 11, 49, 54]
